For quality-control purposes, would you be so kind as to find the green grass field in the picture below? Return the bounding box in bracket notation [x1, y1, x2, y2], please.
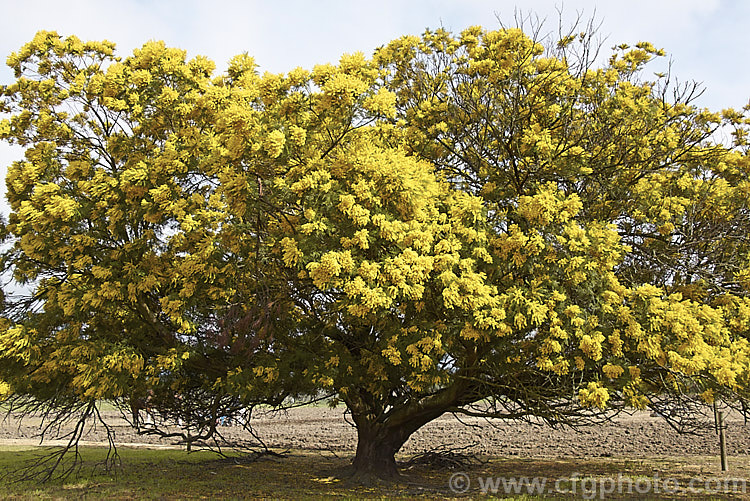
[1, 445, 748, 500]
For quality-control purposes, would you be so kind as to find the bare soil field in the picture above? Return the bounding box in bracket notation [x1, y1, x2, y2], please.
[2, 405, 749, 461]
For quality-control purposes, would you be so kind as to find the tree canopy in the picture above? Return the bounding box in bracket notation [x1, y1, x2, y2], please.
[2, 25, 750, 480]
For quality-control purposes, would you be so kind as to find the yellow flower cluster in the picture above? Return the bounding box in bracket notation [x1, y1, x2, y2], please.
[578, 382, 610, 409]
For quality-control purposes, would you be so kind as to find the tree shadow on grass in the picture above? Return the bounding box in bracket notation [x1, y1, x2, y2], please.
[2, 446, 749, 499]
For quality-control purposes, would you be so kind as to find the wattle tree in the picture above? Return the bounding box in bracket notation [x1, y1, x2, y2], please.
[2, 26, 750, 482]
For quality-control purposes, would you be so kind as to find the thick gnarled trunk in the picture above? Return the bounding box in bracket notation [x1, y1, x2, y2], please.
[350, 424, 405, 481]
[348, 406, 451, 482]
[345, 379, 476, 482]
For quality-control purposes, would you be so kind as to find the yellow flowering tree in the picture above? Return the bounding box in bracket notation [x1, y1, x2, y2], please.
[2, 26, 750, 483]
[215, 27, 750, 480]
[0, 32, 311, 459]
[374, 27, 750, 429]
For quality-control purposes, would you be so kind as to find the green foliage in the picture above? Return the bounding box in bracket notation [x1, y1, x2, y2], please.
[2, 25, 750, 478]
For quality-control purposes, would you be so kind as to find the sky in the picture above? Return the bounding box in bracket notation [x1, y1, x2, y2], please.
[1, 0, 749, 215]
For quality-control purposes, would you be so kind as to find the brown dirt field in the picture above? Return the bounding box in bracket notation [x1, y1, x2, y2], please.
[2, 405, 750, 461]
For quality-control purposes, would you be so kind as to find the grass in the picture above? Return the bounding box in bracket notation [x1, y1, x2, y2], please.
[1, 445, 749, 500]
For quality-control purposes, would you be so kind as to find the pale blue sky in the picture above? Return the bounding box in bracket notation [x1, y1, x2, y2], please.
[1, 0, 749, 213]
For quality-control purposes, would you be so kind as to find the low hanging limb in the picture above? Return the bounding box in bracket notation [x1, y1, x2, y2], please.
[199, 417, 288, 462]
[118, 396, 286, 462]
[5, 400, 120, 484]
[91, 404, 122, 476]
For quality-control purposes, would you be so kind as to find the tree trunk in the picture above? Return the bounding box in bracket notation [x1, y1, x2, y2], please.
[349, 407, 450, 482]
[345, 379, 475, 483]
[350, 423, 406, 482]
